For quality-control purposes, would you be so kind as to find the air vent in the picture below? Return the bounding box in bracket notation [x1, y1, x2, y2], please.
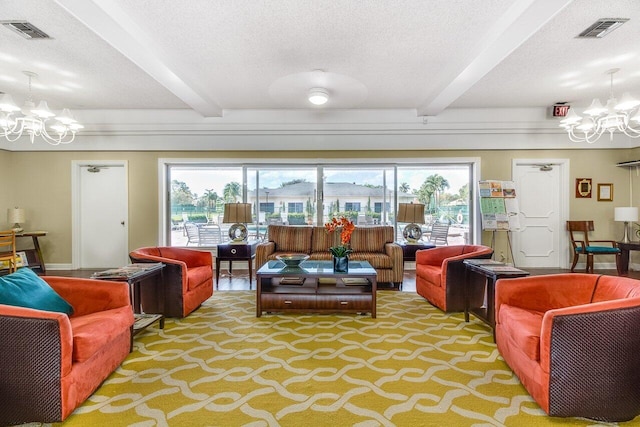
[578, 18, 628, 38]
[1, 21, 51, 39]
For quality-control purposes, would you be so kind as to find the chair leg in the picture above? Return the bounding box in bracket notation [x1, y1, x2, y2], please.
[615, 253, 622, 276]
[587, 254, 594, 273]
[570, 253, 579, 272]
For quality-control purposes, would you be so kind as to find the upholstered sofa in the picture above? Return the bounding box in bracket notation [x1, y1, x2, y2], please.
[415, 244, 493, 312]
[0, 271, 134, 425]
[495, 273, 640, 422]
[255, 225, 404, 284]
[129, 247, 214, 318]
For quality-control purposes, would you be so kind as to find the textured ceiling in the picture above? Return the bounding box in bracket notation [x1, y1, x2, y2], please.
[0, 0, 639, 117]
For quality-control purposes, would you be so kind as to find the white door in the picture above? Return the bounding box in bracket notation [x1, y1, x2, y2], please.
[511, 159, 569, 268]
[73, 162, 128, 268]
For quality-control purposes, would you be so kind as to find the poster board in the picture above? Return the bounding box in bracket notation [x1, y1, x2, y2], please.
[478, 180, 520, 231]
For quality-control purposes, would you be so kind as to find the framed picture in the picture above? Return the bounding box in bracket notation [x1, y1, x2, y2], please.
[597, 183, 613, 201]
[575, 178, 592, 198]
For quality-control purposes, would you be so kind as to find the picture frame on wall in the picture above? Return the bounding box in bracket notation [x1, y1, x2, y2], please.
[575, 178, 592, 198]
[597, 183, 613, 201]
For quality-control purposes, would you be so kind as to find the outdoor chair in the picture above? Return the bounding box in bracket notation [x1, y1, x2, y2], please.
[567, 220, 621, 274]
[427, 222, 450, 245]
[198, 224, 222, 246]
[184, 221, 201, 246]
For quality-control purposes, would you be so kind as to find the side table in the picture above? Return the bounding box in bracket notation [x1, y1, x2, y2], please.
[463, 259, 529, 340]
[92, 263, 165, 351]
[216, 241, 258, 289]
[397, 241, 436, 262]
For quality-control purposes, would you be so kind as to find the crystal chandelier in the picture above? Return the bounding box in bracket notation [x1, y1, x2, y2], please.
[0, 71, 83, 145]
[559, 68, 640, 144]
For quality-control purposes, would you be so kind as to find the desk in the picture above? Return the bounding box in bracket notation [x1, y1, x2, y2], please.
[463, 259, 529, 339]
[15, 231, 47, 274]
[92, 263, 165, 351]
[617, 241, 640, 275]
[216, 241, 258, 289]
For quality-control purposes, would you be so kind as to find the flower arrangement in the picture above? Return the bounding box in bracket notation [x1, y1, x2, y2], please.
[324, 216, 355, 257]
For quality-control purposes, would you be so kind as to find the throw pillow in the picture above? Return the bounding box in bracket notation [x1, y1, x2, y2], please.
[0, 268, 74, 315]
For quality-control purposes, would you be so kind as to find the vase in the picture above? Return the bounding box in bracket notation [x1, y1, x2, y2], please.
[333, 256, 349, 273]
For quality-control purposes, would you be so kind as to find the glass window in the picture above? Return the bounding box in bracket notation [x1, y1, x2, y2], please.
[164, 161, 474, 246]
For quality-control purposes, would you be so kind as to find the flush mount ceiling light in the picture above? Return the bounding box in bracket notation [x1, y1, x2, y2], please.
[308, 88, 329, 105]
[559, 69, 640, 144]
[0, 71, 83, 145]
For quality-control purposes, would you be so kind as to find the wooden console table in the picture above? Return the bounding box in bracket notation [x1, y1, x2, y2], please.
[616, 241, 640, 275]
[15, 231, 47, 274]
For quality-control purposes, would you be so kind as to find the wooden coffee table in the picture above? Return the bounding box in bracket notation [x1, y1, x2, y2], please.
[256, 260, 377, 318]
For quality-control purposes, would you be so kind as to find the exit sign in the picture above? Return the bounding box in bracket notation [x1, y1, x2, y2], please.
[553, 104, 570, 117]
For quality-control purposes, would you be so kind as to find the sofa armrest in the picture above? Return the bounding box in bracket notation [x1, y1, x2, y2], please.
[0, 304, 74, 423]
[42, 277, 132, 317]
[495, 274, 599, 323]
[538, 300, 640, 420]
[255, 242, 276, 270]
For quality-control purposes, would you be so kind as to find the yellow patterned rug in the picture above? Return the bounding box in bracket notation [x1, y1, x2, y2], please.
[55, 291, 630, 427]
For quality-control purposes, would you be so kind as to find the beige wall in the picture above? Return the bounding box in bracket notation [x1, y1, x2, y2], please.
[1, 148, 638, 267]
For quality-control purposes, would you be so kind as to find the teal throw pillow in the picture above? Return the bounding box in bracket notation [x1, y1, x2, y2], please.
[0, 268, 74, 315]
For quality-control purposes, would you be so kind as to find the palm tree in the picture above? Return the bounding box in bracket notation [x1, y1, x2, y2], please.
[203, 189, 218, 219]
[426, 174, 450, 211]
[223, 182, 241, 203]
[399, 182, 410, 194]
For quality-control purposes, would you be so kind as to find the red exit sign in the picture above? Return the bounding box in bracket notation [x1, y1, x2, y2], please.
[553, 104, 570, 117]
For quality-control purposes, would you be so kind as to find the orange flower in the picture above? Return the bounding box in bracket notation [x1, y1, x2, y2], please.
[324, 216, 355, 246]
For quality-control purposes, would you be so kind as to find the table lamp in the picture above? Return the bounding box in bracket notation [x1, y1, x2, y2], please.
[397, 203, 425, 244]
[223, 202, 252, 243]
[614, 206, 638, 243]
[7, 207, 25, 233]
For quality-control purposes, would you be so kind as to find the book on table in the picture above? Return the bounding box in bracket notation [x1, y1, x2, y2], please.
[91, 263, 163, 279]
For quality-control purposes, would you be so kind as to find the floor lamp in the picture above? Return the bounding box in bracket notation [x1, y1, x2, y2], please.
[614, 207, 638, 243]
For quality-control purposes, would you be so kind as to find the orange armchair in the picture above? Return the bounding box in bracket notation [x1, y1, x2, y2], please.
[495, 273, 640, 421]
[415, 244, 493, 312]
[0, 276, 133, 424]
[129, 247, 213, 318]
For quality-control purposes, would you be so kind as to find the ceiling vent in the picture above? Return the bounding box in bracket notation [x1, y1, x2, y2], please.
[1, 21, 51, 39]
[577, 18, 629, 38]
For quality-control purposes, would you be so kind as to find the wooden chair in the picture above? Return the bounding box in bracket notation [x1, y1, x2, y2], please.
[567, 220, 621, 274]
[0, 230, 18, 273]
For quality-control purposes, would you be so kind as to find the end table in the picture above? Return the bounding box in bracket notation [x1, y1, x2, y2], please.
[216, 241, 258, 289]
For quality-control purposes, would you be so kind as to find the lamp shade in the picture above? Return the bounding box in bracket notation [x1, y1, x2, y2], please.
[397, 203, 425, 224]
[614, 207, 638, 222]
[223, 203, 252, 224]
[7, 207, 25, 224]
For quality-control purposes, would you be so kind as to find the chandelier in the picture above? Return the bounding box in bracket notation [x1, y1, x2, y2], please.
[0, 71, 83, 145]
[559, 68, 640, 144]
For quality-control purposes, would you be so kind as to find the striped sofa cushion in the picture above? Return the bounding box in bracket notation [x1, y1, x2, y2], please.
[311, 226, 340, 253]
[350, 226, 394, 253]
[268, 225, 312, 253]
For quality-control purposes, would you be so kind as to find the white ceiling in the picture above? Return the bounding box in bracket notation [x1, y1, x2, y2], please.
[1, 0, 640, 150]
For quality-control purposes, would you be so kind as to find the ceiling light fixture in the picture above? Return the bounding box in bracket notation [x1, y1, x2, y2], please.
[0, 71, 83, 145]
[559, 69, 640, 144]
[308, 88, 329, 105]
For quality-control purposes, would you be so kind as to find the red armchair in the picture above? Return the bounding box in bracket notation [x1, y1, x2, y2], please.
[495, 273, 640, 421]
[129, 247, 213, 318]
[415, 244, 493, 312]
[0, 276, 134, 424]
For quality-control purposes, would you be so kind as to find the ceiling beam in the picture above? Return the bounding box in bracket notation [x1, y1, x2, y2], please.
[55, 0, 222, 117]
[417, 0, 574, 116]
